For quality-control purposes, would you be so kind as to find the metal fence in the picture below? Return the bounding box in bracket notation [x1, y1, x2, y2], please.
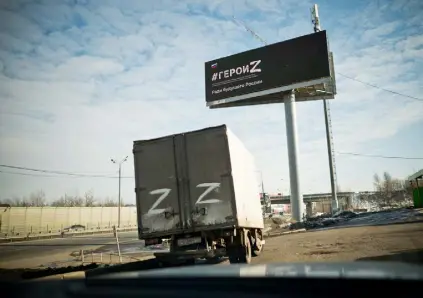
[0, 206, 138, 236]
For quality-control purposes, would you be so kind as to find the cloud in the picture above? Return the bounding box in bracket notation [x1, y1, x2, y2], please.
[0, 0, 423, 202]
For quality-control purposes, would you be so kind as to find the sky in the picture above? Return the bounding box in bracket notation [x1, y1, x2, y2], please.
[0, 0, 422, 204]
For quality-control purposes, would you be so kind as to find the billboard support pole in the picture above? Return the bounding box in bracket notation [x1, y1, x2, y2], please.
[323, 99, 339, 213]
[284, 90, 304, 222]
[311, 3, 339, 214]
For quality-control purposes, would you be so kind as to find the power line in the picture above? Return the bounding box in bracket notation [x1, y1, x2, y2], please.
[0, 164, 134, 179]
[3, 150, 422, 179]
[0, 164, 116, 178]
[336, 73, 423, 102]
[336, 152, 423, 160]
[0, 170, 71, 178]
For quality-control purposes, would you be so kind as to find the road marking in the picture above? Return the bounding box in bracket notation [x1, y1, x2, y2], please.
[0, 231, 138, 246]
[0, 238, 68, 246]
[0, 238, 140, 249]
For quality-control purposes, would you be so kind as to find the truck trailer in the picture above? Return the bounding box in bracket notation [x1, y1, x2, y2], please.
[133, 124, 265, 264]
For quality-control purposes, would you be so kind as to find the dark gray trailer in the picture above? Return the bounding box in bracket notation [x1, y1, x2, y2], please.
[133, 125, 264, 264]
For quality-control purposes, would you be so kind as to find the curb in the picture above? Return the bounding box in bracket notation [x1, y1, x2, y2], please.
[265, 228, 307, 238]
[34, 271, 86, 280]
[283, 228, 307, 234]
[0, 228, 138, 244]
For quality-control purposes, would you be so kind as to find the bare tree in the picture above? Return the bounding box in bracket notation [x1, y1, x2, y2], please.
[51, 194, 84, 207]
[373, 174, 382, 192]
[383, 171, 393, 193]
[51, 197, 66, 207]
[10, 196, 31, 207]
[28, 190, 46, 207]
[101, 197, 118, 207]
[370, 172, 412, 208]
[3, 191, 46, 207]
[84, 190, 95, 207]
[72, 196, 84, 207]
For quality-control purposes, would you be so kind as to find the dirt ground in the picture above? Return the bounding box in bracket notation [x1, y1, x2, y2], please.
[253, 221, 423, 264]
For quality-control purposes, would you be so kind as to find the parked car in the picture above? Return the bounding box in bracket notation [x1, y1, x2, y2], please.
[63, 224, 86, 232]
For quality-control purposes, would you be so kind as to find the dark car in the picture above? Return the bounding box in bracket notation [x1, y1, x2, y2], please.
[63, 224, 86, 232]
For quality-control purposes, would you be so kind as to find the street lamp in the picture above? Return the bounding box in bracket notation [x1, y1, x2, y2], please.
[257, 170, 265, 196]
[256, 170, 270, 214]
[111, 156, 128, 228]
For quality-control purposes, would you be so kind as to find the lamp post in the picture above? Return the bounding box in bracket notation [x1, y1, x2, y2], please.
[256, 170, 270, 214]
[258, 171, 265, 196]
[111, 156, 128, 228]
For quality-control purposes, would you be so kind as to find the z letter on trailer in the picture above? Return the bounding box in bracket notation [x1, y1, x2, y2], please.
[146, 183, 221, 216]
[196, 183, 221, 204]
[147, 188, 171, 215]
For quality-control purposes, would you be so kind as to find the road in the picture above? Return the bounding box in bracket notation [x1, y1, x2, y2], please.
[0, 232, 142, 268]
[1, 209, 422, 269]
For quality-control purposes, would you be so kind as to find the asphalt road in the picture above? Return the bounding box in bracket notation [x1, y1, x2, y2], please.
[1, 209, 421, 269]
[0, 231, 141, 261]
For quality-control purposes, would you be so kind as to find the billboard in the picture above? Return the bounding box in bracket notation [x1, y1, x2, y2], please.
[204, 30, 336, 108]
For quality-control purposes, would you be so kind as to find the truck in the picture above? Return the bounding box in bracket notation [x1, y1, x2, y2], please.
[133, 124, 265, 264]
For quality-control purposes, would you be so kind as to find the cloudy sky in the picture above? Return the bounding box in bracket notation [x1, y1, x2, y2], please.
[0, 0, 422, 204]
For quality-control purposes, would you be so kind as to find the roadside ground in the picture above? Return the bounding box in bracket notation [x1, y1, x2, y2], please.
[253, 221, 423, 264]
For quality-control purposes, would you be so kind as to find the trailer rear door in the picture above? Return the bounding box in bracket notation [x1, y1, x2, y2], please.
[184, 126, 236, 229]
[133, 137, 182, 235]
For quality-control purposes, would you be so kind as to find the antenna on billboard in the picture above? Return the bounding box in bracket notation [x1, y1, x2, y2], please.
[311, 4, 322, 33]
[310, 4, 339, 214]
[232, 15, 268, 46]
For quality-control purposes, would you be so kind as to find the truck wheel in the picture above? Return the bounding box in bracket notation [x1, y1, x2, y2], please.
[252, 235, 264, 257]
[239, 236, 252, 264]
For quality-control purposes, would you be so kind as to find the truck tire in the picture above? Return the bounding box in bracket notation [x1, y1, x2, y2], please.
[239, 236, 252, 264]
[252, 234, 264, 257]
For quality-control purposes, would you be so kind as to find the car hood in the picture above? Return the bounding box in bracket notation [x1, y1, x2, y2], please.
[95, 261, 423, 280]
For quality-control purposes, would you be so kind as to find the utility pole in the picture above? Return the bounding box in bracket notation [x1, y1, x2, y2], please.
[311, 4, 339, 214]
[111, 156, 128, 228]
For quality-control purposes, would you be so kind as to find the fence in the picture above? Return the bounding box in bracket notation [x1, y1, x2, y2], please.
[0, 206, 138, 236]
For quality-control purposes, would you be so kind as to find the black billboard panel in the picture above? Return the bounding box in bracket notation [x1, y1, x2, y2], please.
[204, 30, 332, 107]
